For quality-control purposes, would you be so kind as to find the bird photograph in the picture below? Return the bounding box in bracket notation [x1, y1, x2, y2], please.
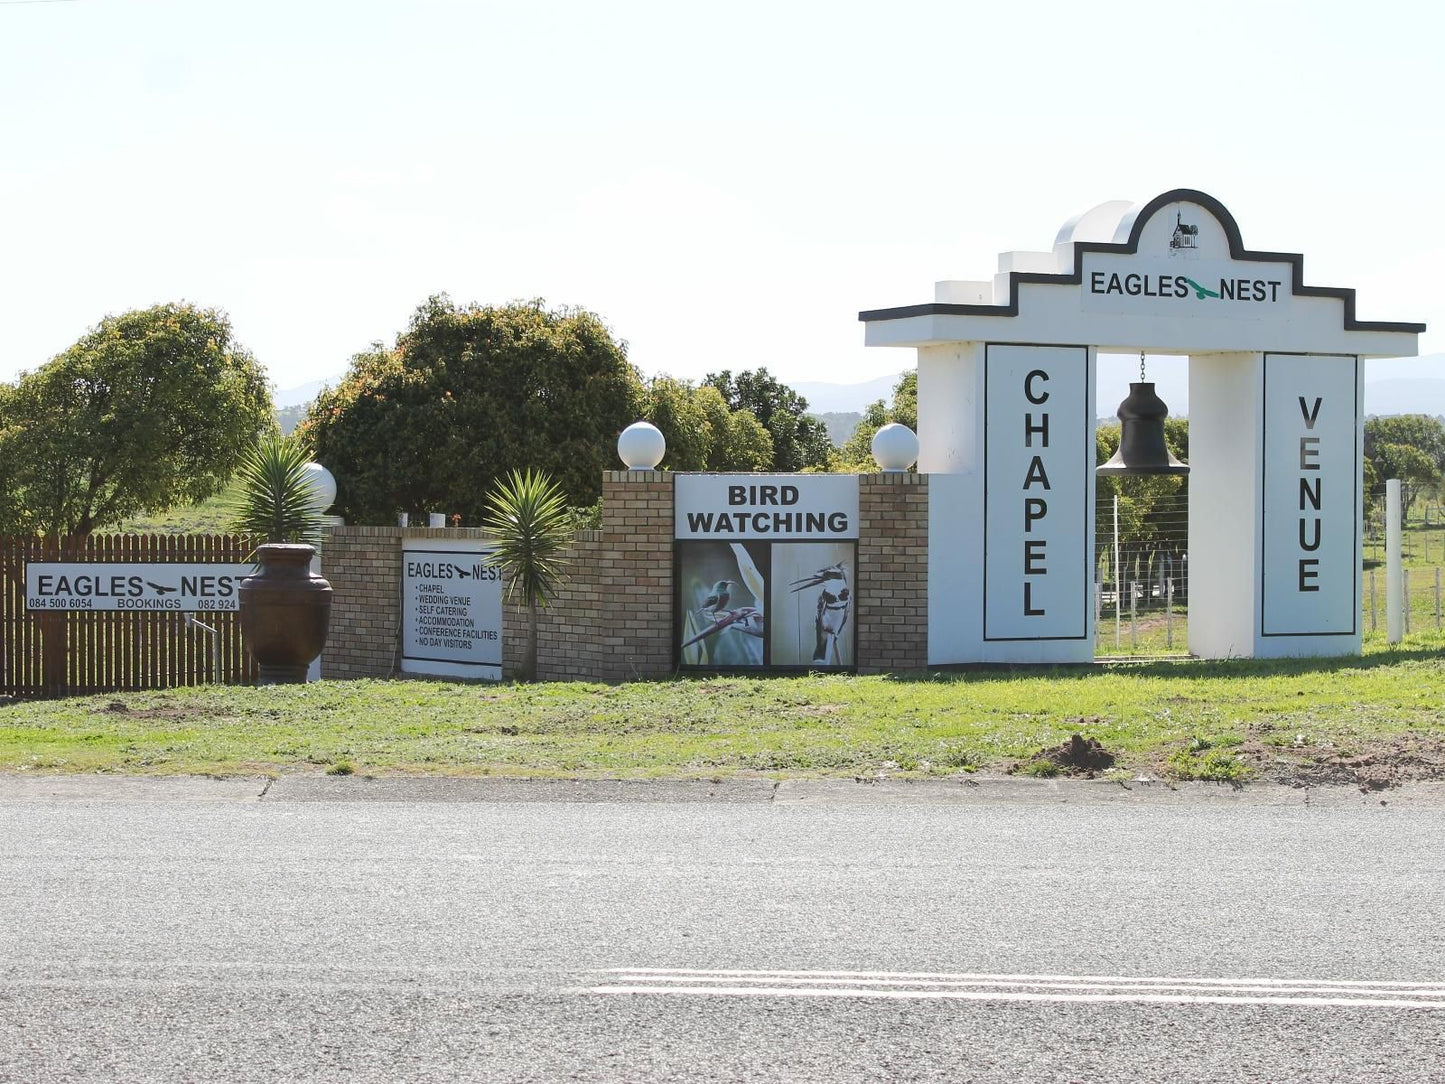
[770, 543, 855, 668]
[678, 542, 768, 667]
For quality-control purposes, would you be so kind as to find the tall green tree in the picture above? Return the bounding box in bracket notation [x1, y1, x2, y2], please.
[0, 303, 273, 537]
[303, 297, 644, 523]
[695, 386, 772, 471]
[1364, 414, 1445, 513]
[642, 378, 774, 472]
[704, 368, 832, 472]
[644, 376, 712, 471]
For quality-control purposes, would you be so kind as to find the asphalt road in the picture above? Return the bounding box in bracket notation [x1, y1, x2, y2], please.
[1, 775, 1443, 1083]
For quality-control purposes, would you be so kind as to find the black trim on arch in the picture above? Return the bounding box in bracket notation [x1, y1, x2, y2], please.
[858, 188, 1427, 336]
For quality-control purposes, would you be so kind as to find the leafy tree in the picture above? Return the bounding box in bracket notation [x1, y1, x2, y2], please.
[837, 370, 918, 471]
[644, 376, 711, 471]
[642, 378, 773, 472]
[0, 303, 273, 537]
[483, 468, 572, 682]
[0, 383, 21, 531]
[1364, 415, 1445, 513]
[1370, 442, 1440, 514]
[696, 386, 772, 471]
[704, 368, 832, 472]
[302, 297, 643, 524]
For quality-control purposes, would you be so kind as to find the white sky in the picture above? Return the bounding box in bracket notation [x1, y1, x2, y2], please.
[1, 0, 1439, 399]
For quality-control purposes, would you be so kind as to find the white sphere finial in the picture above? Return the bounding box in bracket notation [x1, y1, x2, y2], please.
[302, 462, 338, 512]
[871, 423, 919, 473]
[617, 421, 666, 470]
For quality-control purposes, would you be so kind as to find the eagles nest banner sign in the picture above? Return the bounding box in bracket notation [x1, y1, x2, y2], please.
[860, 187, 1424, 663]
[400, 538, 504, 680]
[26, 564, 252, 612]
[675, 475, 859, 670]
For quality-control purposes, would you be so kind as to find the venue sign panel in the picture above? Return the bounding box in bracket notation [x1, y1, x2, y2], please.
[1261, 353, 1358, 637]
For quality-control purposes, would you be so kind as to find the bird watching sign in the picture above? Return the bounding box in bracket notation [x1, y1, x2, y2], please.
[674, 475, 860, 671]
[674, 474, 859, 540]
[25, 563, 252, 612]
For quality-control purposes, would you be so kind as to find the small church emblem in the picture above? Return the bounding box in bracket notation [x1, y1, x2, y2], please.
[1170, 209, 1199, 250]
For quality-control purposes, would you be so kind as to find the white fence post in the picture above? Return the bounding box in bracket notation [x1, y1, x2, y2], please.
[1387, 479, 1403, 644]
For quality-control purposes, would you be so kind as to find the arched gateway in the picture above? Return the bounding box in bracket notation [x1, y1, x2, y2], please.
[860, 189, 1425, 662]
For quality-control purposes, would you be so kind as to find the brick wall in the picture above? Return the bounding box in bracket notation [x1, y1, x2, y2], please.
[513, 470, 674, 682]
[320, 471, 930, 682]
[320, 525, 403, 679]
[856, 473, 929, 672]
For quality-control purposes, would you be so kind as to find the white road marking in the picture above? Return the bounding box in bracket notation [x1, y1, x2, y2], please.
[590, 969, 1445, 1009]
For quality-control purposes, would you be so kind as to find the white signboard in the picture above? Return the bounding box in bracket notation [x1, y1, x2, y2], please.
[1080, 257, 1293, 320]
[675, 474, 859, 540]
[401, 539, 504, 680]
[1261, 354, 1358, 637]
[25, 563, 252, 612]
[983, 344, 1091, 641]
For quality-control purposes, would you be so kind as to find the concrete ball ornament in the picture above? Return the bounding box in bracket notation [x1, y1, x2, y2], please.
[302, 462, 338, 513]
[871, 423, 919, 472]
[617, 421, 666, 470]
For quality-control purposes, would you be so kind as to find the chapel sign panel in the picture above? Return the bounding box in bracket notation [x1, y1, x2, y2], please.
[983, 344, 1091, 642]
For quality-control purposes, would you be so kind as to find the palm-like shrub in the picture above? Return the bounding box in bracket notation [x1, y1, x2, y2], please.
[225, 435, 324, 547]
[482, 468, 572, 681]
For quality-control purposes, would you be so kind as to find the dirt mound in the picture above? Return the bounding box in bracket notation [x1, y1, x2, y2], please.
[1019, 730, 1117, 778]
[1232, 734, 1445, 791]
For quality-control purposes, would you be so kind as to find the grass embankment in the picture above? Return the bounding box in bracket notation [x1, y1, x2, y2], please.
[3, 634, 1444, 785]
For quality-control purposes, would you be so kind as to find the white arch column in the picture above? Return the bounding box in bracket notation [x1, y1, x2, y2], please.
[1190, 351, 1363, 658]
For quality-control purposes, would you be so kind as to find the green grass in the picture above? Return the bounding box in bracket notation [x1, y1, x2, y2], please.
[107, 492, 236, 535]
[3, 632, 1443, 783]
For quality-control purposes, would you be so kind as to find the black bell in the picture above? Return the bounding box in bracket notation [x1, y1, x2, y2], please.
[1097, 382, 1189, 476]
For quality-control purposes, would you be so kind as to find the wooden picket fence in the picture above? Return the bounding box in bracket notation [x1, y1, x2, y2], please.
[0, 534, 257, 698]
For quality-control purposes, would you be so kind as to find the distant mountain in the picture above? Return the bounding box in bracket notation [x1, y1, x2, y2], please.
[1364, 376, 1445, 419]
[1099, 352, 1445, 419]
[792, 373, 904, 414]
[809, 411, 864, 448]
[274, 376, 341, 409]
[276, 403, 307, 435]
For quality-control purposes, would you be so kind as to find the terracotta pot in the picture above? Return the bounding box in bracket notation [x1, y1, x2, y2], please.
[238, 543, 333, 685]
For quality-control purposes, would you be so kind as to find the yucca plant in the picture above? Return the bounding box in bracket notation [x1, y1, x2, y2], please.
[225, 434, 324, 547]
[482, 468, 572, 681]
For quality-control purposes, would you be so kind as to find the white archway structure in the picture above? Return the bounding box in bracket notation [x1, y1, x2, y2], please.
[861, 189, 1425, 662]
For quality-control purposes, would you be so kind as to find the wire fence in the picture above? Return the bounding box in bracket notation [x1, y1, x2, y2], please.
[1094, 487, 1445, 655]
[1094, 491, 1189, 657]
[1362, 491, 1445, 635]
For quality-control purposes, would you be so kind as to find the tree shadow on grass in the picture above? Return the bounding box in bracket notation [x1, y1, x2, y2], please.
[879, 643, 1445, 687]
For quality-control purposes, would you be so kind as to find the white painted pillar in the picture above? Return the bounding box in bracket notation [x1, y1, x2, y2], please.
[915, 342, 982, 474]
[927, 342, 1094, 664]
[1188, 352, 1262, 658]
[1190, 351, 1362, 659]
[1386, 478, 1403, 644]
